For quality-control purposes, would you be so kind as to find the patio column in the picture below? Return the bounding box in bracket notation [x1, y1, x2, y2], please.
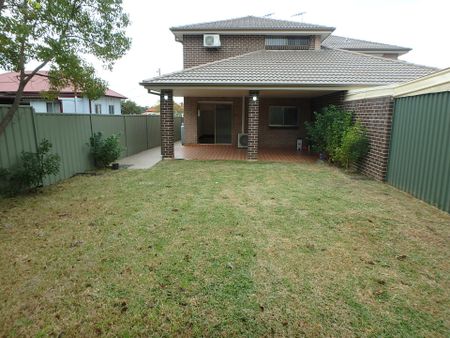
[160, 89, 174, 159]
[247, 90, 259, 160]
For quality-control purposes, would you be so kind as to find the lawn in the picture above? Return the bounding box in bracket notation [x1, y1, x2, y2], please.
[0, 160, 449, 337]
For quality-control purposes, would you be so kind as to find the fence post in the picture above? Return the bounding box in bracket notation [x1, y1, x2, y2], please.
[30, 107, 40, 152]
[146, 115, 149, 149]
[123, 115, 128, 156]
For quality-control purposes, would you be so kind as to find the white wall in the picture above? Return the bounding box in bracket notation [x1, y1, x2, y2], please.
[90, 96, 122, 115]
[60, 97, 89, 113]
[29, 101, 47, 113]
[30, 96, 123, 114]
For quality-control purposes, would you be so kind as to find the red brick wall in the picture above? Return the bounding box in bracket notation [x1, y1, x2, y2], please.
[183, 35, 265, 68]
[259, 97, 312, 149]
[184, 96, 312, 149]
[344, 97, 394, 181]
[183, 34, 322, 68]
[160, 90, 174, 159]
[247, 92, 260, 160]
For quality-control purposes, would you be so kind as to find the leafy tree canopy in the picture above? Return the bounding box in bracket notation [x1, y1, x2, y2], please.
[0, 0, 131, 134]
[121, 99, 147, 115]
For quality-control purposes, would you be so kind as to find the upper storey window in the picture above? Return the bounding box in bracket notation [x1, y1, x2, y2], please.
[265, 36, 311, 50]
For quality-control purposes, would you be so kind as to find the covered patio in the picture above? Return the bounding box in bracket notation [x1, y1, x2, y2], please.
[175, 143, 318, 163]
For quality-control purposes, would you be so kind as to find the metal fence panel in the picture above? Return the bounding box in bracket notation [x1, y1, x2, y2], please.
[1, 108, 183, 187]
[34, 113, 93, 184]
[387, 92, 450, 213]
[174, 117, 182, 141]
[0, 106, 37, 169]
[91, 115, 127, 158]
[124, 115, 148, 156]
[147, 116, 161, 148]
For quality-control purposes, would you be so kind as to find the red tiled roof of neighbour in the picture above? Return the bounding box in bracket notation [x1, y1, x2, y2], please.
[0, 71, 127, 99]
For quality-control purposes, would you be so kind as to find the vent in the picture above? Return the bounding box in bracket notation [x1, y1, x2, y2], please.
[203, 34, 221, 48]
[237, 133, 248, 148]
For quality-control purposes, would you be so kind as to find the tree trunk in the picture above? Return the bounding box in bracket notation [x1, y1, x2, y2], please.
[0, 82, 26, 136]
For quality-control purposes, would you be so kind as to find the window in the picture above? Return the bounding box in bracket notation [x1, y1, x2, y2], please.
[46, 101, 61, 113]
[108, 105, 115, 115]
[265, 36, 310, 49]
[95, 104, 102, 114]
[269, 106, 299, 127]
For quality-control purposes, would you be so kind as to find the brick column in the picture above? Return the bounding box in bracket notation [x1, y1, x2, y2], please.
[247, 91, 259, 160]
[160, 89, 174, 159]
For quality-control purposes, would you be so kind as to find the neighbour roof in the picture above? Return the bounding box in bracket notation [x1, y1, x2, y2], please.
[141, 48, 437, 88]
[323, 35, 411, 52]
[171, 16, 334, 32]
[0, 72, 127, 99]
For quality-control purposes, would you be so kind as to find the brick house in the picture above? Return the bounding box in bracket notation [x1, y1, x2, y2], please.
[140, 16, 437, 178]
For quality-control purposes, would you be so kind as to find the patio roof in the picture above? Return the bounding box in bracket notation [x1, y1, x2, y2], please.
[141, 48, 438, 94]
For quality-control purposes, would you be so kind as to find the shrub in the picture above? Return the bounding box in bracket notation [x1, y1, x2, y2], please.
[90, 132, 122, 168]
[0, 139, 60, 195]
[336, 122, 369, 169]
[306, 105, 369, 170]
[306, 105, 352, 160]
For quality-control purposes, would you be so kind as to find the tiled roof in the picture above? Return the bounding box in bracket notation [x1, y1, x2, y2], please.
[323, 35, 411, 51]
[171, 16, 334, 31]
[0, 71, 127, 99]
[141, 49, 437, 87]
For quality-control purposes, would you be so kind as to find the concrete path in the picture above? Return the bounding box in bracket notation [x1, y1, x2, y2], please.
[117, 142, 182, 169]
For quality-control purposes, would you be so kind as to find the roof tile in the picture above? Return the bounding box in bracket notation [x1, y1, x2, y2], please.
[142, 49, 437, 87]
[171, 16, 334, 31]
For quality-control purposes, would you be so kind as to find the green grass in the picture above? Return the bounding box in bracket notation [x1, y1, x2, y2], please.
[0, 160, 449, 337]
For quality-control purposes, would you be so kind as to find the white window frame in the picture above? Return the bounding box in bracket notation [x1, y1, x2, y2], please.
[46, 101, 61, 113]
[108, 105, 115, 115]
[268, 106, 299, 128]
[95, 104, 102, 114]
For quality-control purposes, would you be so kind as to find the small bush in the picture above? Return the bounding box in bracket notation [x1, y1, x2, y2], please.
[336, 122, 369, 169]
[0, 139, 60, 195]
[306, 105, 369, 170]
[90, 132, 122, 168]
[306, 105, 352, 159]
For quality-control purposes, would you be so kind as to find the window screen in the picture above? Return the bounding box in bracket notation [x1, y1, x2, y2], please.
[269, 106, 298, 127]
[265, 36, 310, 49]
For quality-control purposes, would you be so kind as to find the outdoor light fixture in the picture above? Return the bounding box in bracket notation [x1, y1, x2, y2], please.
[164, 94, 169, 100]
[252, 95, 258, 101]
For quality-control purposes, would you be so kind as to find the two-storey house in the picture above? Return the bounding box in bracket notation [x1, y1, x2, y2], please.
[140, 16, 436, 169]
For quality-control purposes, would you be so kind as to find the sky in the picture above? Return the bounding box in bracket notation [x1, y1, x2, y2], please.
[27, 0, 450, 106]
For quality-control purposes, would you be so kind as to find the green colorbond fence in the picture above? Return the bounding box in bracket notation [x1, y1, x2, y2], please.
[387, 92, 450, 213]
[0, 105, 182, 186]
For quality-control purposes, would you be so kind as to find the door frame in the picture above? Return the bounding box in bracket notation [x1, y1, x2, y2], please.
[197, 101, 233, 145]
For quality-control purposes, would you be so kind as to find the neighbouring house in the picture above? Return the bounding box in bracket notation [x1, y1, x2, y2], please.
[0, 71, 127, 114]
[140, 16, 438, 179]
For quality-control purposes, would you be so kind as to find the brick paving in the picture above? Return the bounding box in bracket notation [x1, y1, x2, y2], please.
[175, 144, 317, 163]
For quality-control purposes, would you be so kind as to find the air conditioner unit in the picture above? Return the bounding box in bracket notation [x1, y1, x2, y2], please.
[237, 133, 248, 148]
[203, 34, 221, 48]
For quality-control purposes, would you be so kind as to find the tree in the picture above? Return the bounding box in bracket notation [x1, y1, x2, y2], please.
[121, 100, 147, 115]
[0, 0, 131, 135]
[149, 102, 184, 115]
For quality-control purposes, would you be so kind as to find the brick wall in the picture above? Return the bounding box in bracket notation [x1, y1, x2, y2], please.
[183, 34, 323, 68]
[312, 92, 394, 181]
[160, 90, 174, 159]
[183, 35, 265, 68]
[259, 97, 312, 148]
[344, 97, 394, 181]
[248, 91, 260, 160]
